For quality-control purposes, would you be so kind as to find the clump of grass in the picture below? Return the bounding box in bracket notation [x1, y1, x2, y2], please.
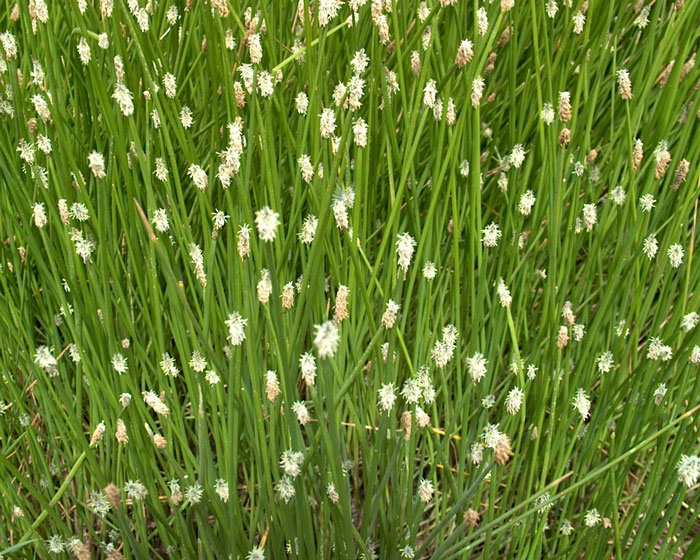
[1, 0, 700, 558]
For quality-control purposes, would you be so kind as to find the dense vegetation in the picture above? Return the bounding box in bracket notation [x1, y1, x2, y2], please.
[2, 0, 700, 558]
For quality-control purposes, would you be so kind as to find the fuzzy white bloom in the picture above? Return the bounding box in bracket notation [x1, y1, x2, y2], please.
[572, 388, 591, 420]
[584, 508, 601, 527]
[647, 337, 673, 361]
[482, 222, 501, 247]
[477, 7, 488, 36]
[255, 206, 280, 242]
[353, 117, 368, 147]
[396, 232, 417, 274]
[318, 0, 343, 26]
[292, 401, 312, 425]
[596, 351, 614, 374]
[572, 11, 586, 34]
[143, 390, 169, 416]
[471, 76, 485, 107]
[32, 203, 47, 228]
[112, 353, 128, 374]
[88, 151, 106, 179]
[314, 321, 340, 358]
[296, 92, 309, 115]
[163, 72, 177, 98]
[299, 352, 317, 386]
[248, 33, 262, 63]
[112, 83, 134, 116]
[497, 278, 512, 308]
[188, 164, 208, 191]
[470, 442, 484, 465]
[582, 204, 597, 232]
[160, 352, 179, 377]
[351, 49, 370, 75]
[276, 476, 295, 503]
[423, 79, 437, 109]
[319, 108, 336, 138]
[378, 383, 397, 412]
[298, 214, 318, 244]
[519, 190, 536, 216]
[509, 144, 526, 168]
[423, 261, 437, 280]
[677, 455, 700, 488]
[34, 345, 58, 376]
[124, 480, 148, 501]
[180, 106, 193, 128]
[299, 154, 314, 183]
[690, 346, 700, 365]
[643, 234, 658, 260]
[639, 193, 656, 212]
[505, 387, 523, 414]
[225, 311, 247, 346]
[467, 352, 488, 383]
[257, 71, 275, 97]
[681, 312, 699, 332]
[415, 406, 430, 427]
[149, 208, 168, 233]
[0, 32, 18, 59]
[610, 186, 626, 205]
[541, 102, 555, 125]
[280, 450, 305, 479]
[214, 479, 229, 502]
[418, 479, 434, 503]
[77, 37, 91, 65]
[546, 0, 558, 17]
[668, 244, 684, 268]
[189, 350, 207, 373]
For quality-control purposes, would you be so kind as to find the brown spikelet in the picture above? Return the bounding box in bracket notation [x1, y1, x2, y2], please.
[497, 26, 511, 47]
[558, 92, 572, 122]
[234, 82, 246, 108]
[89, 423, 105, 446]
[464, 508, 480, 527]
[681, 53, 695, 81]
[115, 418, 128, 444]
[556, 325, 569, 349]
[484, 51, 497, 76]
[586, 149, 598, 164]
[559, 128, 571, 146]
[655, 151, 671, 180]
[411, 51, 421, 77]
[104, 483, 121, 507]
[334, 285, 350, 323]
[494, 434, 513, 465]
[402, 411, 412, 441]
[632, 139, 643, 170]
[106, 549, 125, 560]
[69, 540, 91, 560]
[673, 159, 690, 190]
[659, 60, 675, 88]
